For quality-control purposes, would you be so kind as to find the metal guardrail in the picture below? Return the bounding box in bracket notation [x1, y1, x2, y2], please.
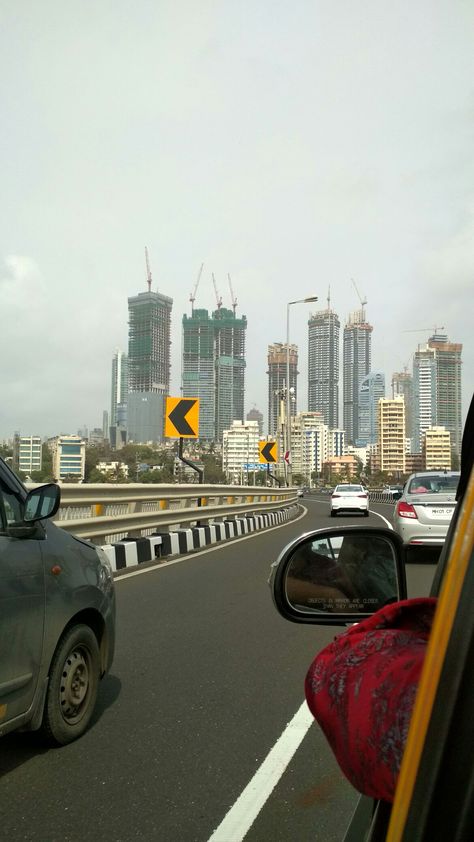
[44, 483, 298, 545]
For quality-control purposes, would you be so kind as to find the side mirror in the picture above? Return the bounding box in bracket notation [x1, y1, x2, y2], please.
[23, 484, 61, 523]
[269, 527, 407, 625]
[392, 491, 402, 501]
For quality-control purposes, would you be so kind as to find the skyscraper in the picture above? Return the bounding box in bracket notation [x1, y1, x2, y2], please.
[267, 343, 298, 437]
[111, 350, 128, 427]
[343, 308, 373, 444]
[181, 307, 247, 442]
[127, 272, 173, 443]
[308, 301, 340, 428]
[413, 334, 462, 457]
[358, 371, 385, 446]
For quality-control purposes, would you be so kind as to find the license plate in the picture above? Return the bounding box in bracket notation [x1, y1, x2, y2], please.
[430, 508, 452, 517]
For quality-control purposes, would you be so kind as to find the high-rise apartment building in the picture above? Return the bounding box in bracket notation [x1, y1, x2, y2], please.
[267, 343, 298, 437]
[358, 372, 385, 446]
[429, 335, 462, 458]
[127, 282, 173, 443]
[392, 371, 414, 448]
[343, 308, 373, 444]
[182, 307, 247, 443]
[413, 334, 462, 457]
[111, 350, 128, 427]
[308, 304, 340, 428]
[423, 426, 451, 470]
[377, 398, 406, 474]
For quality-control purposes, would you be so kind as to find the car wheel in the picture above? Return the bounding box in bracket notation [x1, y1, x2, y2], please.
[42, 624, 100, 746]
[364, 510, 369, 517]
[330, 511, 336, 517]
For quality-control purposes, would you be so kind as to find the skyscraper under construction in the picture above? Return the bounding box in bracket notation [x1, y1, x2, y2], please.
[267, 343, 298, 437]
[182, 307, 247, 442]
[127, 252, 173, 443]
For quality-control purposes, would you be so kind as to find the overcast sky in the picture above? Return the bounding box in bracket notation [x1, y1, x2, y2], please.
[1, 0, 473, 440]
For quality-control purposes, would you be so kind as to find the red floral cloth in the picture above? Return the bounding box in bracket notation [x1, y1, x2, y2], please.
[305, 598, 436, 803]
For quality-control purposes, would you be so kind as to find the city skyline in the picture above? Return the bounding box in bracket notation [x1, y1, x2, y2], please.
[1, 3, 473, 439]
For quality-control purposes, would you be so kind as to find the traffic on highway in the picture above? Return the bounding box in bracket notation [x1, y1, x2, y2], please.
[0, 492, 436, 842]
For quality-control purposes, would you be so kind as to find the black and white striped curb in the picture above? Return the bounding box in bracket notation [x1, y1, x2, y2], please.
[101, 506, 298, 573]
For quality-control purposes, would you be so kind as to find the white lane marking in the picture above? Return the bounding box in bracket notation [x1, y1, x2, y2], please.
[207, 701, 314, 842]
[369, 510, 394, 530]
[115, 506, 309, 582]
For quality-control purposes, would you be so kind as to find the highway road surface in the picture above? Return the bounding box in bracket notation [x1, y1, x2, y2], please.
[0, 495, 435, 842]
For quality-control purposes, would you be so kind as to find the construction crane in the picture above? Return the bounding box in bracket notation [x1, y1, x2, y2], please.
[212, 273, 223, 310]
[145, 247, 153, 292]
[402, 326, 445, 334]
[189, 263, 204, 314]
[351, 277, 367, 307]
[228, 273, 237, 314]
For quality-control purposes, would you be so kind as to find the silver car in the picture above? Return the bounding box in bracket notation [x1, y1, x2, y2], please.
[0, 456, 115, 745]
[393, 470, 460, 546]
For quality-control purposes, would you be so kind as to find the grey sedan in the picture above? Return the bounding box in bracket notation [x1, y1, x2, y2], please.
[393, 471, 460, 546]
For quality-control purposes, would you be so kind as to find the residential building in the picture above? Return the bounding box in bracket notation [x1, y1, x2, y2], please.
[428, 335, 462, 458]
[127, 283, 173, 443]
[357, 372, 385, 446]
[111, 350, 128, 428]
[49, 435, 86, 481]
[405, 453, 424, 474]
[412, 334, 462, 458]
[323, 454, 359, 482]
[222, 420, 260, 484]
[267, 343, 298, 437]
[423, 426, 452, 471]
[289, 412, 345, 482]
[377, 398, 406, 475]
[343, 308, 373, 444]
[182, 307, 247, 443]
[307, 302, 340, 428]
[413, 345, 437, 452]
[12, 434, 42, 476]
[392, 371, 414, 448]
[96, 461, 130, 478]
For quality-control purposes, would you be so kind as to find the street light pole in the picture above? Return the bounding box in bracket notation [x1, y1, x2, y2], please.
[286, 296, 318, 487]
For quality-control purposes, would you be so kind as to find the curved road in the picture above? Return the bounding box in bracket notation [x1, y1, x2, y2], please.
[0, 496, 434, 842]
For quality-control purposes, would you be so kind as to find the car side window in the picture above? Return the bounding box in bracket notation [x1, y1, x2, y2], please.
[0, 478, 23, 530]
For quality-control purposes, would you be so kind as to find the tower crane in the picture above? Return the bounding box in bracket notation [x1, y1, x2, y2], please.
[189, 263, 204, 314]
[145, 246, 153, 292]
[402, 326, 445, 334]
[228, 273, 237, 314]
[351, 277, 367, 307]
[212, 273, 223, 310]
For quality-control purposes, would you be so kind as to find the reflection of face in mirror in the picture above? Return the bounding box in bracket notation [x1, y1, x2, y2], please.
[285, 534, 398, 614]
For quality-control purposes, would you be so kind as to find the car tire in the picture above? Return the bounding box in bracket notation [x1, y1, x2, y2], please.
[41, 624, 101, 746]
[330, 511, 336, 518]
[364, 510, 369, 517]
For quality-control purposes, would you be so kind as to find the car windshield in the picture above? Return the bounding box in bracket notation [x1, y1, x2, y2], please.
[408, 475, 460, 494]
[335, 485, 362, 493]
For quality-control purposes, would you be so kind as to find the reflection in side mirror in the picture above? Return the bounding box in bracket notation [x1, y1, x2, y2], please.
[24, 484, 61, 523]
[270, 527, 406, 625]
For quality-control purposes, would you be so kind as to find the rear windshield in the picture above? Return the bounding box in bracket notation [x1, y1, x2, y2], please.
[408, 475, 459, 494]
[335, 485, 362, 492]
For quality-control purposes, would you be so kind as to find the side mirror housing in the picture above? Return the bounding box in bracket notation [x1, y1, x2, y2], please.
[269, 526, 407, 625]
[23, 484, 61, 523]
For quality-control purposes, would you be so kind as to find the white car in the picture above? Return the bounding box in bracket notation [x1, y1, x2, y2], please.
[330, 483, 369, 517]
